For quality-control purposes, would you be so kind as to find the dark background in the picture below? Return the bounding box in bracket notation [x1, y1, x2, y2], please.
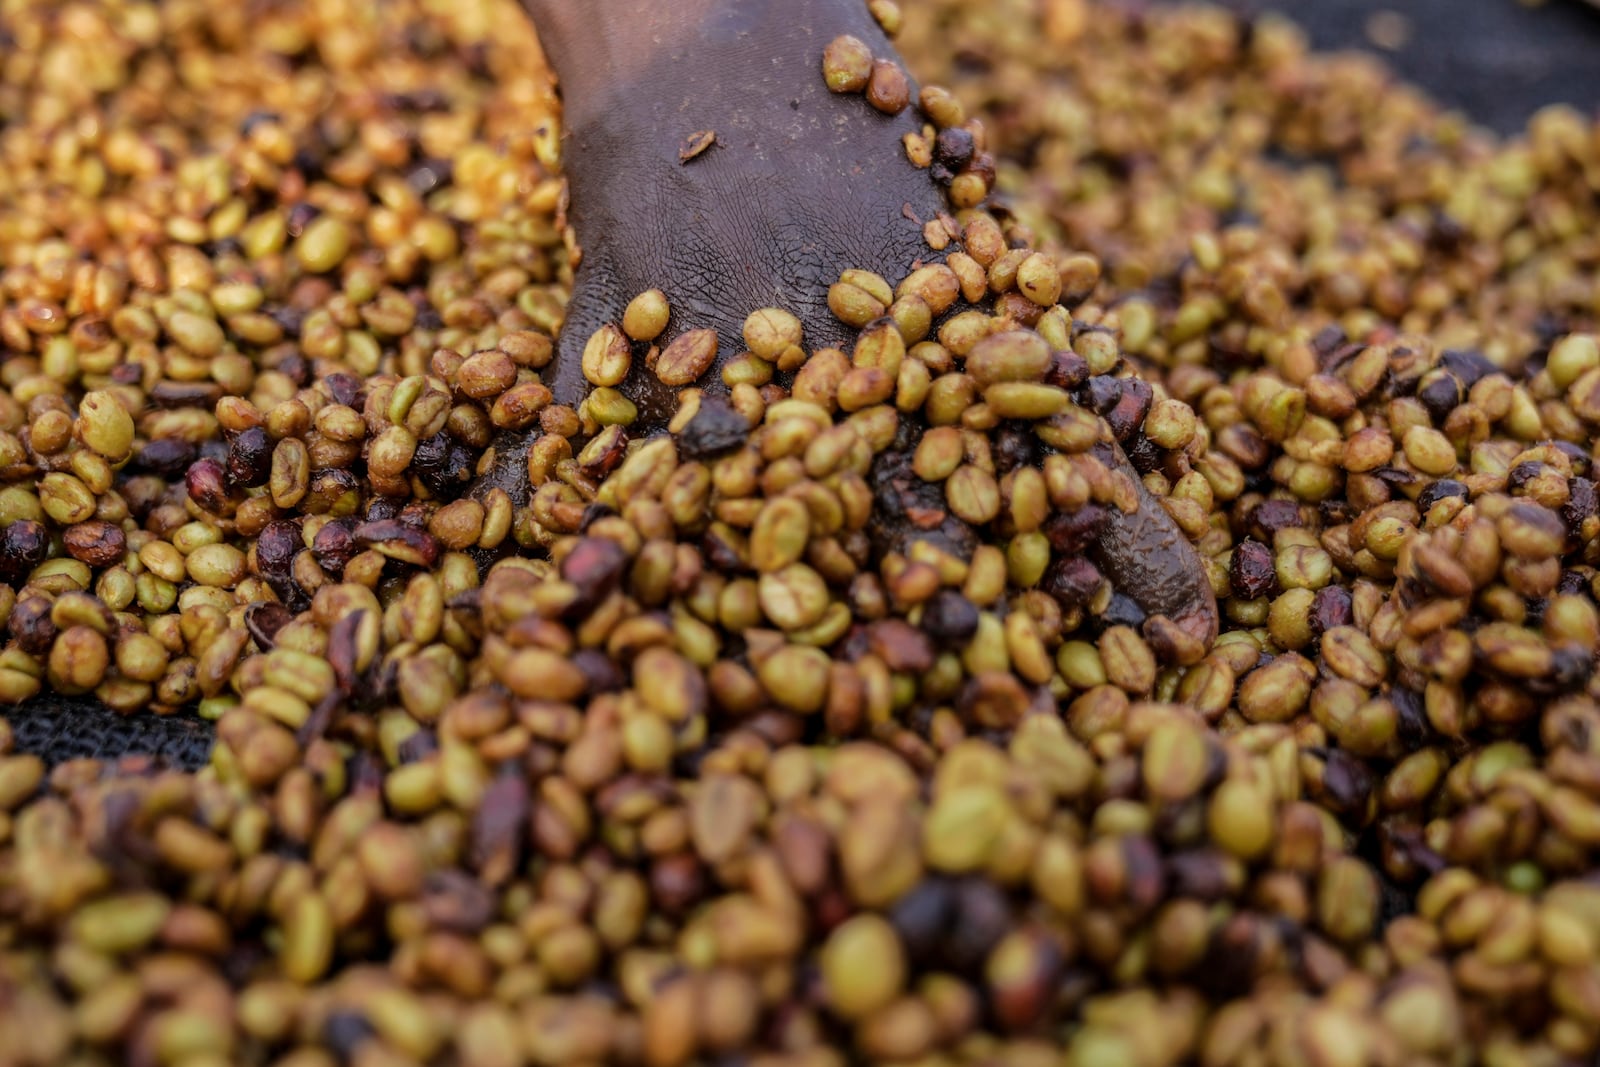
[1191, 0, 1600, 135]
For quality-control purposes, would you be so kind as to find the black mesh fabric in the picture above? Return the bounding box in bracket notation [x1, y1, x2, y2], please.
[6, 695, 213, 770]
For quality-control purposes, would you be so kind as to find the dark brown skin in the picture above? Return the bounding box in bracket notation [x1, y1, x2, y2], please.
[528, 0, 936, 411]
[1093, 449, 1218, 655]
[491, 0, 1220, 653]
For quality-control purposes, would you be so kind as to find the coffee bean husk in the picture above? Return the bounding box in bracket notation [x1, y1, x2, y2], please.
[3, 2, 1600, 1066]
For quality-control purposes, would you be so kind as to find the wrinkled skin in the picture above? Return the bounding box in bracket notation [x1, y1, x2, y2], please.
[489, 0, 1220, 649]
[531, 0, 939, 419]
